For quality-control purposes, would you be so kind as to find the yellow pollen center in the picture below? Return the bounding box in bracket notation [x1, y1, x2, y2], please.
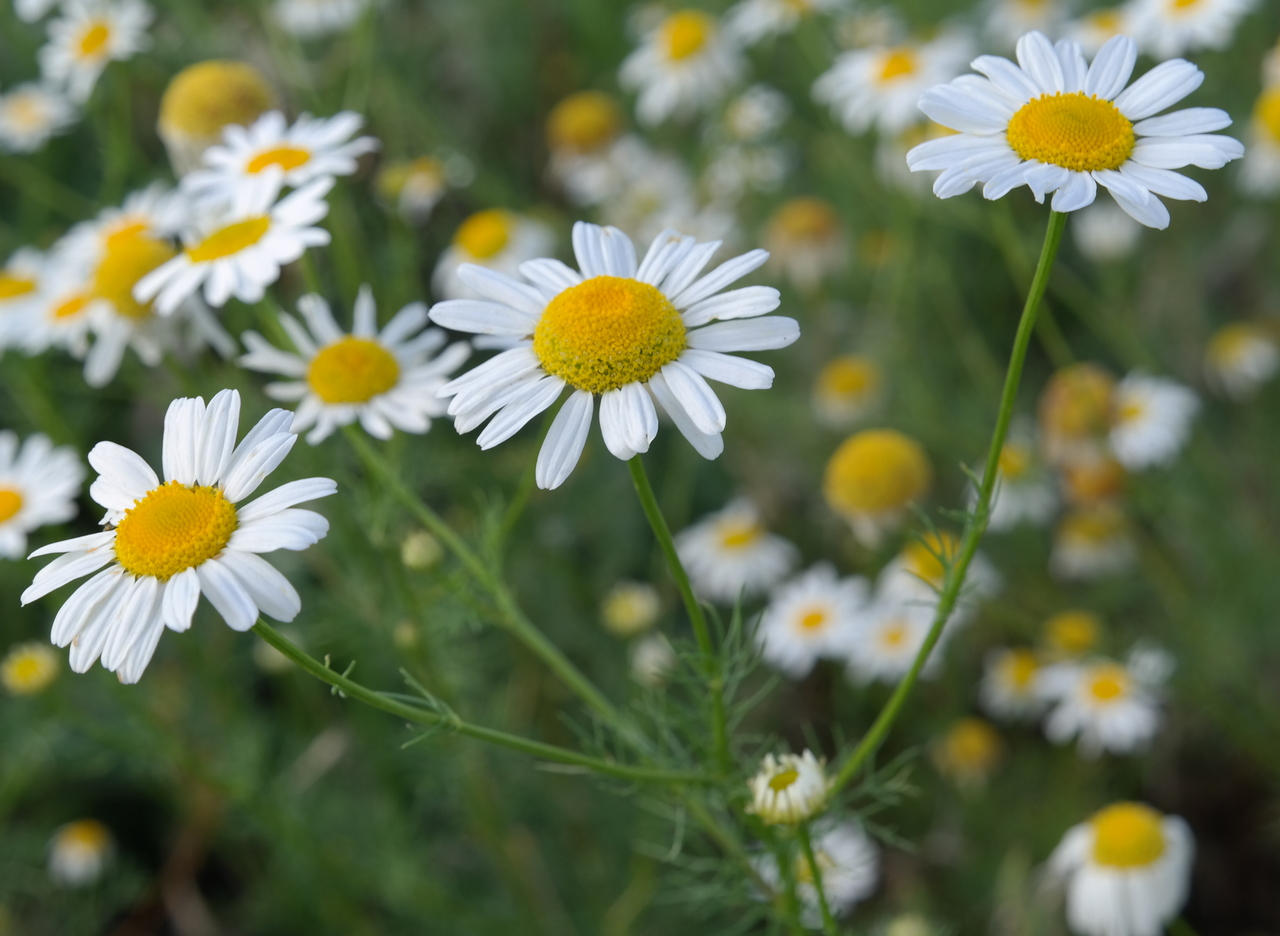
[1045, 610, 1101, 655]
[59, 820, 111, 854]
[717, 520, 763, 549]
[1062, 509, 1124, 545]
[53, 294, 91, 320]
[454, 209, 512, 259]
[77, 22, 111, 58]
[0, 488, 23, 523]
[546, 92, 621, 154]
[1040, 364, 1117, 439]
[799, 609, 828, 631]
[246, 145, 312, 174]
[306, 337, 401, 404]
[104, 220, 149, 250]
[998, 443, 1031, 480]
[92, 233, 176, 321]
[159, 60, 273, 139]
[824, 429, 932, 516]
[186, 216, 271, 263]
[0, 272, 37, 301]
[817, 357, 879, 400]
[794, 849, 835, 885]
[1254, 88, 1280, 145]
[880, 621, 909, 649]
[940, 718, 1001, 770]
[1063, 458, 1125, 505]
[1003, 649, 1039, 689]
[902, 531, 959, 588]
[1087, 663, 1129, 702]
[1170, 0, 1202, 10]
[1007, 92, 1135, 172]
[113, 482, 238, 581]
[1209, 323, 1270, 366]
[1088, 10, 1123, 33]
[533, 275, 686, 395]
[768, 768, 799, 792]
[772, 198, 840, 243]
[1091, 803, 1166, 868]
[662, 11, 714, 61]
[878, 48, 918, 83]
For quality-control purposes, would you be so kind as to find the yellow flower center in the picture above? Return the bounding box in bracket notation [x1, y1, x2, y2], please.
[1063, 458, 1125, 505]
[998, 442, 1031, 480]
[878, 48, 918, 83]
[246, 144, 312, 174]
[879, 620, 909, 649]
[1091, 803, 1166, 868]
[57, 820, 111, 854]
[1001, 648, 1040, 689]
[1040, 363, 1116, 440]
[2, 643, 58, 695]
[771, 197, 840, 243]
[533, 275, 686, 395]
[1087, 9, 1123, 33]
[186, 216, 271, 263]
[768, 768, 800, 792]
[77, 21, 111, 58]
[104, 219, 149, 250]
[823, 429, 932, 516]
[662, 11, 714, 61]
[113, 482, 238, 581]
[92, 233, 176, 321]
[816, 356, 880, 400]
[902, 531, 959, 588]
[52, 294, 92, 321]
[1007, 92, 1135, 172]
[794, 848, 836, 885]
[1044, 610, 1101, 656]
[1087, 663, 1129, 702]
[0, 488, 24, 523]
[717, 519, 763, 549]
[1169, 0, 1203, 10]
[1060, 508, 1124, 546]
[454, 209, 512, 260]
[546, 91, 621, 154]
[159, 60, 274, 138]
[1208, 323, 1271, 367]
[0, 272, 37, 301]
[306, 337, 401, 404]
[938, 718, 1001, 772]
[1254, 88, 1280, 145]
[799, 608, 828, 631]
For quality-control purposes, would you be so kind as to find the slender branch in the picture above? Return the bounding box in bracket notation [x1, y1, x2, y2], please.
[832, 210, 1068, 794]
[797, 824, 838, 936]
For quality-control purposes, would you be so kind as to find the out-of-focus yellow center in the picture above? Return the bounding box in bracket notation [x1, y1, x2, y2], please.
[1254, 88, 1280, 145]
[104, 219, 149, 250]
[798, 608, 828, 631]
[1045, 610, 1101, 656]
[938, 718, 1001, 772]
[817, 356, 879, 401]
[1087, 9, 1124, 34]
[92, 233, 176, 320]
[1060, 508, 1124, 546]
[454, 209, 512, 260]
[546, 91, 621, 154]
[662, 11, 714, 61]
[879, 620, 909, 649]
[771, 198, 840, 243]
[1040, 363, 1117, 439]
[878, 48, 918, 82]
[77, 22, 111, 58]
[1001, 648, 1040, 689]
[768, 768, 799, 792]
[902, 531, 959, 588]
[1169, 0, 1203, 10]
[53, 294, 91, 320]
[1007, 93, 1135, 172]
[1208, 323, 1272, 368]
[998, 442, 1032, 480]
[1087, 663, 1129, 702]
[307, 337, 401, 404]
[783, 0, 815, 11]
[533, 275, 686, 394]
[717, 519, 763, 550]
[4, 93, 46, 131]
[246, 144, 312, 174]
[0, 489, 23, 523]
[1063, 458, 1125, 506]
[1091, 803, 1166, 868]
[113, 482, 238, 581]
[57, 819, 111, 854]
[2, 643, 58, 695]
[823, 429, 932, 516]
[1116, 398, 1145, 425]
[159, 60, 273, 138]
[0, 272, 37, 301]
[186, 216, 271, 263]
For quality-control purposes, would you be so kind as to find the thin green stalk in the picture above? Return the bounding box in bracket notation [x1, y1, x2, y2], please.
[683, 798, 772, 896]
[252, 620, 704, 785]
[832, 210, 1068, 794]
[627, 455, 730, 775]
[797, 824, 838, 936]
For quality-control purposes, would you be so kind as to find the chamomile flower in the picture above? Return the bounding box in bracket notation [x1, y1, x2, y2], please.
[907, 32, 1244, 229]
[1060, 456, 1125, 510]
[764, 197, 847, 293]
[0, 248, 45, 345]
[984, 0, 1070, 48]
[48, 821, 112, 887]
[1204, 322, 1279, 400]
[1039, 363, 1116, 468]
[183, 110, 378, 207]
[754, 821, 880, 926]
[675, 499, 798, 604]
[19, 256, 97, 360]
[1040, 651, 1168, 756]
[1051, 506, 1136, 580]
[823, 429, 932, 547]
[274, 0, 370, 38]
[1049, 803, 1193, 936]
[2, 642, 60, 695]
[982, 435, 1058, 531]
[0, 83, 77, 153]
[157, 60, 274, 175]
[1043, 609, 1102, 659]
[602, 580, 662, 637]
[134, 172, 332, 315]
[0, 431, 84, 560]
[545, 91, 629, 206]
[431, 209, 555, 303]
[1239, 87, 1280, 196]
[980, 646, 1046, 721]
[724, 84, 792, 142]
[1108, 373, 1198, 470]
[1072, 199, 1144, 261]
[38, 0, 152, 104]
[429, 222, 800, 488]
[239, 286, 470, 444]
[876, 530, 1000, 618]
[1129, 0, 1257, 58]
[725, 0, 850, 47]
[846, 597, 943, 685]
[64, 183, 189, 252]
[21, 390, 336, 684]
[931, 716, 1003, 788]
[747, 750, 830, 824]
[814, 32, 972, 136]
[600, 146, 733, 246]
[619, 9, 746, 126]
[377, 153, 472, 224]
[811, 355, 884, 429]
[1064, 7, 1133, 54]
[630, 632, 677, 687]
[756, 563, 869, 678]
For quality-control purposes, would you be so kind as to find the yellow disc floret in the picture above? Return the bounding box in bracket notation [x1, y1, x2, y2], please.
[823, 429, 932, 517]
[92, 233, 176, 320]
[546, 91, 622, 154]
[1039, 363, 1117, 441]
[158, 60, 273, 139]
[186, 216, 271, 263]
[816, 356, 880, 402]
[717, 517, 763, 549]
[998, 442, 1032, 480]
[1253, 87, 1280, 145]
[307, 337, 401, 404]
[767, 767, 800, 792]
[1091, 802, 1166, 868]
[798, 608, 828, 631]
[113, 482, 238, 581]
[999, 648, 1040, 690]
[76, 21, 111, 59]
[53, 294, 91, 321]
[662, 11, 714, 61]
[1007, 92, 1135, 172]
[933, 717, 1003, 784]
[533, 275, 687, 394]
[0, 272, 37, 301]
[1086, 662, 1129, 702]
[2, 641, 58, 695]
[0, 488, 23, 523]
[246, 145, 312, 174]
[1044, 609, 1101, 657]
[770, 197, 840, 245]
[901, 530, 960, 589]
[454, 209, 512, 260]
[878, 48, 918, 83]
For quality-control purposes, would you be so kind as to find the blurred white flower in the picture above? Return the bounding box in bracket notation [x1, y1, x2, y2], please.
[39, 0, 152, 103]
[601, 580, 661, 637]
[1108, 372, 1199, 470]
[725, 0, 850, 47]
[1050, 506, 1136, 581]
[1204, 322, 1279, 400]
[49, 821, 112, 887]
[754, 820, 879, 926]
[0, 432, 84, 560]
[845, 597, 945, 685]
[431, 209, 554, 302]
[1063, 7, 1133, 54]
[1128, 0, 1258, 58]
[0, 248, 46, 348]
[975, 433, 1058, 532]
[756, 563, 869, 679]
[629, 632, 677, 687]
[724, 84, 791, 141]
[620, 9, 745, 126]
[274, 0, 370, 38]
[0, 83, 77, 153]
[1238, 87, 1280, 197]
[1038, 651, 1168, 756]
[811, 355, 882, 428]
[979, 647, 1046, 721]
[676, 499, 798, 604]
[1072, 200, 1143, 262]
[983, 0, 1070, 48]
[747, 750, 830, 824]
[1, 641, 61, 695]
[824, 429, 932, 548]
[156, 60, 274, 176]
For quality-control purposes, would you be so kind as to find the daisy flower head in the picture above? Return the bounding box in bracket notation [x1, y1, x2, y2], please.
[2, 641, 60, 695]
[907, 31, 1245, 229]
[239, 286, 471, 444]
[1042, 608, 1102, 658]
[1049, 802, 1193, 936]
[755, 563, 869, 678]
[1072, 199, 1143, 261]
[674, 498, 798, 604]
[1108, 372, 1198, 470]
[158, 60, 274, 175]
[1051, 505, 1136, 580]
[823, 429, 932, 547]
[21, 390, 337, 684]
[377, 153, 472, 224]
[183, 110, 378, 207]
[1129, 0, 1257, 58]
[725, 0, 850, 47]
[754, 820, 880, 926]
[814, 31, 973, 137]
[619, 9, 746, 126]
[846, 597, 945, 685]
[429, 223, 800, 489]
[812, 355, 884, 429]
[18, 251, 97, 360]
[877, 530, 1000, 618]
[980, 433, 1058, 531]
[980, 646, 1046, 720]
[724, 84, 792, 142]
[0, 248, 45, 346]
[38, 0, 153, 104]
[1038, 362, 1117, 467]
[545, 92, 631, 207]
[1061, 454, 1126, 507]
[764, 197, 847, 293]
[431, 209, 555, 302]
[931, 716, 1003, 789]
[274, 0, 370, 39]
[134, 171, 332, 315]
[630, 632, 677, 686]
[0, 431, 84, 559]
[49, 820, 112, 887]
[1039, 651, 1168, 756]
[747, 750, 830, 825]
[1204, 322, 1279, 400]
[601, 580, 661, 637]
[984, 0, 1070, 48]
[0, 83, 77, 153]
[1239, 87, 1280, 197]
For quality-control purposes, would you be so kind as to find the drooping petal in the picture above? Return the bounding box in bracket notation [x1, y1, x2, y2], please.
[1083, 35, 1137, 100]
[535, 390, 593, 490]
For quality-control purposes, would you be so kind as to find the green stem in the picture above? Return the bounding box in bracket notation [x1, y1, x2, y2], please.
[627, 455, 730, 775]
[797, 824, 838, 936]
[683, 798, 772, 896]
[251, 620, 704, 785]
[832, 210, 1068, 794]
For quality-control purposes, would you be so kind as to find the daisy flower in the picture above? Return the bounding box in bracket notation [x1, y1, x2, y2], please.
[755, 563, 869, 679]
[1050, 505, 1136, 580]
[21, 389, 337, 684]
[747, 750, 830, 825]
[1071, 199, 1143, 261]
[907, 32, 1244, 229]
[629, 632, 677, 687]
[431, 209, 554, 303]
[764, 197, 847, 293]
[0, 248, 46, 346]
[274, 0, 370, 38]
[601, 580, 661, 637]
[723, 84, 792, 142]
[239, 286, 471, 443]
[545, 91, 627, 205]
[1204, 322, 1279, 400]
[2, 641, 60, 695]
[48, 821, 113, 887]
[1108, 372, 1198, 470]
[599, 146, 731, 246]
[930, 716, 1003, 789]
[157, 60, 274, 175]
[0, 431, 84, 560]
[1064, 7, 1133, 54]
[66, 183, 189, 253]
[18, 254, 97, 360]
[725, 0, 850, 47]
[134, 172, 332, 315]
[754, 820, 879, 926]
[1239, 86, 1280, 197]
[376, 156, 451, 223]
[811, 355, 884, 429]
[981, 434, 1058, 531]
[619, 9, 745, 126]
[674, 498, 798, 603]
[823, 429, 932, 547]
[845, 597, 945, 685]
[429, 222, 800, 488]
[1038, 363, 1116, 468]
[1129, 0, 1257, 58]
[984, 0, 1070, 48]
[979, 647, 1046, 721]
[38, 0, 153, 104]
[814, 32, 972, 136]
[1042, 608, 1102, 659]
[876, 530, 1000, 618]
[1048, 802, 1194, 936]
[0, 83, 78, 153]
[183, 110, 378, 206]
[1039, 651, 1168, 756]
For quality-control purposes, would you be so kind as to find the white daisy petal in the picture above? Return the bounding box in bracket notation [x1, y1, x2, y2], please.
[971, 55, 1041, 101]
[1113, 59, 1203, 121]
[599, 226, 638, 278]
[657, 240, 721, 297]
[455, 265, 548, 315]
[1093, 169, 1154, 206]
[679, 349, 775, 390]
[217, 550, 301, 622]
[476, 376, 566, 450]
[1130, 134, 1243, 170]
[28, 531, 115, 560]
[1055, 39, 1088, 93]
[918, 80, 1016, 133]
[1052, 171, 1099, 212]
[22, 546, 117, 604]
[635, 231, 695, 285]
[1083, 35, 1138, 100]
[519, 258, 583, 294]
[428, 299, 538, 336]
[672, 249, 770, 310]
[681, 286, 781, 327]
[658, 361, 726, 435]
[648, 371, 724, 459]
[196, 558, 259, 632]
[1133, 107, 1231, 137]
[229, 509, 329, 553]
[572, 221, 610, 278]
[687, 317, 800, 352]
[195, 389, 241, 486]
[535, 390, 593, 490]
[161, 567, 200, 633]
[352, 284, 378, 337]
[1107, 188, 1171, 229]
[236, 478, 338, 524]
[50, 568, 120, 647]
[1016, 31, 1065, 94]
[1118, 164, 1206, 201]
[88, 442, 159, 505]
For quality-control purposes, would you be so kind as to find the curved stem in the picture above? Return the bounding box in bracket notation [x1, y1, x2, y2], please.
[797, 823, 838, 936]
[832, 210, 1068, 794]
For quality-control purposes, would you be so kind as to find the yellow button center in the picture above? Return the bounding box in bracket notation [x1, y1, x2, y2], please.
[1091, 803, 1166, 868]
[187, 216, 271, 263]
[93, 233, 177, 321]
[247, 145, 313, 174]
[0, 488, 23, 524]
[114, 482, 239, 581]
[1007, 92, 1135, 172]
[662, 11, 713, 61]
[307, 337, 401, 404]
[454, 210, 512, 260]
[78, 22, 111, 58]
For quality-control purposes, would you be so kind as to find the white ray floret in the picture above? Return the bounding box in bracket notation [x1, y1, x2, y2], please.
[1128, 0, 1257, 58]
[674, 499, 798, 604]
[1037, 647, 1171, 756]
[747, 750, 830, 825]
[619, 9, 745, 126]
[38, 0, 153, 104]
[0, 432, 84, 560]
[755, 563, 869, 679]
[1108, 372, 1198, 470]
[274, 0, 370, 38]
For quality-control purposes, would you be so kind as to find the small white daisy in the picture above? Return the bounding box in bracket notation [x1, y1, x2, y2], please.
[629, 632, 677, 687]
[431, 209, 555, 303]
[845, 597, 945, 685]
[48, 820, 113, 887]
[619, 9, 746, 126]
[1039, 650, 1168, 756]
[725, 0, 850, 47]
[376, 155, 460, 224]
[930, 716, 1003, 788]
[183, 110, 378, 206]
[754, 820, 880, 926]
[0, 248, 46, 347]
[984, 0, 1070, 48]
[39, 0, 153, 104]
[0, 82, 78, 153]
[755, 563, 869, 679]
[134, 171, 332, 315]
[274, 0, 370, 39]
[723, 84, 792, 142]
[981, 435, 1058, 531]
[1204, 322, 1279, 400]
[598, 145, 731, 246]
[429, 222, 800, 489]
[16, 0, 61, 21]
[67, 183, 190, 254]
[1050, 506, 1136, 580]
[601, 580, 661, 637]
[1129, 0, 1257, 58]
[747, 750, 830, 825]
[675, 499, 798, 604]
[1064, 7, 1133, 54]
[764, 197, 847, 294]
[239, 286, 471, 444]
[0, 431, 84, 560]
[703, 141, 791, 202]
[1109, 372, 1198, 470]
[1072, 199, 1144, 262]
[1048, 802, 1194, 936]
[811, 355, 883, 429]
[979, 646, 1046, 721]
[875, 530, 1000, 620]
[21, 389, 337, 684]
[823, 429, 932, 547]
[1239, 86, 1280, 197]
[1038, 363, 1117, 469]
[545, 91, 627, 206]
[18, 253, 97, 360]
[156, 60, 275, 176]
[907, 32, 1245, 229]
[1, 641, 60, 695]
